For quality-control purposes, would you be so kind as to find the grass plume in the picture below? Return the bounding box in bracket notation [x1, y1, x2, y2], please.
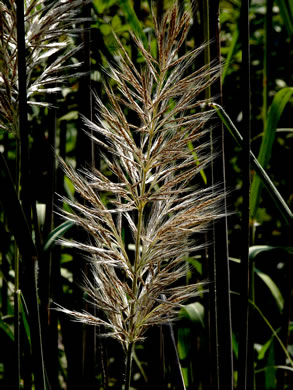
[0, 0, 86, 134]
[58, 2, 222, 386]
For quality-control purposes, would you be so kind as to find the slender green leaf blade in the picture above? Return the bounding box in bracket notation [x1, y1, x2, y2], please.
[232, 332, 239, 359]
[179, 302, 205, 328]
[19, 292, 31, 347]
[256, 270, 284, 312]
[250, 87, 293, 219]
[258, 338, 273, 361]
[222, 28, 239, 83]
[265, 344, 276, 389]
[289, 0, 293, 18]
[275, 0, 293, 37]
[258, 88, 293, 169]
[43, 221, 75, 252]
[0, 316, 14, 342]
[119, 0, 148, 48]
[211, 103, 293, 224]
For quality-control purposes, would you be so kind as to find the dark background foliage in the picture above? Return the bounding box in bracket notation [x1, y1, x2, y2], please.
[0, 0, 292, 389]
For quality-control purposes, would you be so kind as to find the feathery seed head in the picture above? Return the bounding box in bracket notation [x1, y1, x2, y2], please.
[58, 2, 222, 350]
[0, 0, 86, 134]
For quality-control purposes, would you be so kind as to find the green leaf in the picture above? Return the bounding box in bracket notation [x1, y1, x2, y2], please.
[177, 327, 190, 386]
[186, 257, 202, 275]
[179, 302, 205, 328]
[258, 338, 273, 361]
[119, 0, 148, 48]
[256, 270, 284, 312]
[211, 103, 293, 224]
[112, 14, 121, 30]
[58, 111, 78, 122]
[187, 142, 207, 184]
[250, 87, 293, 219]
[177, 327, 191, 360]
[92, 0, 116, 14]
[43, 221, 75, 252]
[249, 245, 276, 260]
[289, 0, 293, 19]
[0, 316, 14, 341]
[222, 27, 239, 83]
[265, 343, 276, 389]
[232, 332, 239, 359]
[275, 0, 293, 37]
[19, 292, 31, 347]
[100, 24, 112, 36]
[249, 246, 285, 311]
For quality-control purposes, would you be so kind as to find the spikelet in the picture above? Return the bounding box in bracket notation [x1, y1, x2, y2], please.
[58, 2, 222, 352]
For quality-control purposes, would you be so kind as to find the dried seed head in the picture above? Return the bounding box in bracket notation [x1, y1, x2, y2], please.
[58, 1, 222, 350]
[0, 0, 86, 134]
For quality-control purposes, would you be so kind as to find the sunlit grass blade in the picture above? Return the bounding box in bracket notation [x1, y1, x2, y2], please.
[43, 221, 75, 252]
[230, 254, 284, 313]
[222, 27, 239, 84]
[210, 103, 293, 224]
[289, 0, 293, 17]
[275, 0, 293, 37]
[0, 316, 14, 341]
[255, 270, 284, 312]
[250, 87, 293, 219]
[187, 142, 207, 184]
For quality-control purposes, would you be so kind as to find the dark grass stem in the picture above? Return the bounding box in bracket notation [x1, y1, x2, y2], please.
[16, 0, 30, 223]
[16, 2, 46, 388]
[125, 342, 134, 390]
[210, 3, 233, 390]
[238, 1, 252, 390]
[15, 3, 28, 383]
[41, 104, 59, 388]
[262, 0, 273, 128]
[201, 2, 220, 388]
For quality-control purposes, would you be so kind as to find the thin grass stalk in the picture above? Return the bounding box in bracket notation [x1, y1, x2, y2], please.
[14, 282, 21, 389]
[200, 4, 217, 387]
[16, 1, 46, 388]
[16, 0, 30, 223]
[238, 0, 252, 389]
[202, 2, 221, 389]
[209, 2, 233, 390]
[125, 342, 134, 390]
[79, 4, 98, 386]
[163, 319, 186, 389]
[15, 2, 29, 387]
[262, 0, 273, 128]
[276, 259, 293, 390]
[41, 103, 59, 388]
[202, 0, 210, 82]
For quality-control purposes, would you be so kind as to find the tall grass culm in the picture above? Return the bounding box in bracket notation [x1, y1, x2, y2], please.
[58, 2, 223, 388]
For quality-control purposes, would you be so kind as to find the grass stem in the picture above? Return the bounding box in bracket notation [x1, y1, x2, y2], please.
[125, 342, 134, 390]
[238, 0, 252, 389]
